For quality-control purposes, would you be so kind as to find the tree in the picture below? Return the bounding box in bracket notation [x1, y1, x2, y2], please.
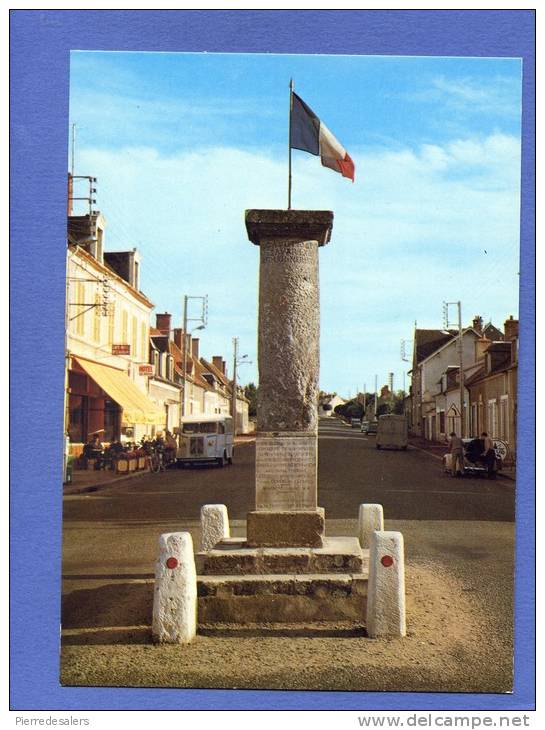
[243, 382, 258, 418]
[334, 398, 363, 421]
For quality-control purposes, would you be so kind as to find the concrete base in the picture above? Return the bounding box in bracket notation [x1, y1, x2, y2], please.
[197, 573, 367, 624]
[246, 508, 325, 547]
[197, 536, 367, 576]
[196, 536, 368, 625]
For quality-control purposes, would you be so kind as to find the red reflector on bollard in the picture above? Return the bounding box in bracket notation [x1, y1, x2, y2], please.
[381, 555, 394, 567]
[166, 557, 178, 569]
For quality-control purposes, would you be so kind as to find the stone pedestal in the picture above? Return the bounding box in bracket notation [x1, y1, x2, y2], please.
[245, 209, 333, 548]
[196, 536, 368, 625]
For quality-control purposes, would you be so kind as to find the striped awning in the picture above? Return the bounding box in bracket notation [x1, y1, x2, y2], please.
[74, 357, 164, 426]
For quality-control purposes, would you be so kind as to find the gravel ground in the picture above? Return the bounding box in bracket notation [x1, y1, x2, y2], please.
[60, 519, 514, 693]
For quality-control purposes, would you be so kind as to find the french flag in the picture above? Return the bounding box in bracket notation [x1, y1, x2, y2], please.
[290, 92, 355, 182]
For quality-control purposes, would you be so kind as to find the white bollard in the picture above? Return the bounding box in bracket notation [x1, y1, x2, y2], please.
[358, 503, 384, 549]
[200, 504, 230, 551]
[367, 530, 406, 638]
[152, 532, 197, 644]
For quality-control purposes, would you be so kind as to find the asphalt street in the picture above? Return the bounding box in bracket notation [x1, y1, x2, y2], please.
[60, 417, 516, 692]
[62, 417, 515, 529]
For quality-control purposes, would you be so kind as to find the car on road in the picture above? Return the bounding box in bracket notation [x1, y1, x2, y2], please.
[350, 418, 361, 428]
[362, 420, 378, 435]
[443, 437, 505, 478]
[175, 415, 234, 468]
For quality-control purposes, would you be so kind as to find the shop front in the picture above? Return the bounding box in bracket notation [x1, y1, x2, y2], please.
[67, 356, 164, 455]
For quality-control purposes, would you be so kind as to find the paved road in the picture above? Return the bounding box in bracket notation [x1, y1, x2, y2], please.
[63, 417, 515, 529]
[317, 417, 515, 521]
[60, 417, 515, 692]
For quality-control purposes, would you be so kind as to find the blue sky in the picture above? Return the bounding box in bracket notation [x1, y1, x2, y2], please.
[69, 51, 522, 397]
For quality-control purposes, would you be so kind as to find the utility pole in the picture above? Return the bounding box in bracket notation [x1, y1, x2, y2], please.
[71, 123, 76, 177]
[401, 339, 410, 397]
[374, 374, 378, 418]
[181, 294, 207, 417]
[444, 300, 465, 438]
[231, 336, 238, 432]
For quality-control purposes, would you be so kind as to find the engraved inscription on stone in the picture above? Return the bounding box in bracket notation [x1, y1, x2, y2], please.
[256, 436, 317, 511]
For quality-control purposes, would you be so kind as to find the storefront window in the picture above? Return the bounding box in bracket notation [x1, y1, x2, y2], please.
[104, 399, 120, 443]
[68, 395, 86, 443]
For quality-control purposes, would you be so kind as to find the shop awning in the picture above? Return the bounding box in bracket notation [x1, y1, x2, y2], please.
[74, 357, 165, 426]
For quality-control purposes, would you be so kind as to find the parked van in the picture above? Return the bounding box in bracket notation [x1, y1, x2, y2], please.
[376, 414, 408, 450]
[176, 415, 234, 467]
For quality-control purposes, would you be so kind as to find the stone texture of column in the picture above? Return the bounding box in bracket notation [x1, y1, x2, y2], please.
[358, 503, 384, 549]
[367, 530, 406, 638]
[200, 504, 230, 552]
[245, 209, 333, 548]
[152, 532, 197, 644]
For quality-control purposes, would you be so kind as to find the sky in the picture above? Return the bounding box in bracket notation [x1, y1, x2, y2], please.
[69, 51, 522, 398]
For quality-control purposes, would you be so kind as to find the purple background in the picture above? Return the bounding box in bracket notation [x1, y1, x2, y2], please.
[10, 10, 535, 711]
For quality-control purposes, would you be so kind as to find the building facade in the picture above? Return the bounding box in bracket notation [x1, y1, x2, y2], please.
[66, 210, 164, 455]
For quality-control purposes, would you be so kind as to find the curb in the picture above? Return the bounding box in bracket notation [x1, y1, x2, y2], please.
[64, 468, 151, 495]
[64, 438, 257, 495]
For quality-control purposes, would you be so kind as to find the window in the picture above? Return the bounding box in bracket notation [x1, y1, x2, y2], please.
[132, 315, 138, 358]
[141, 322, 147, 361]
[487, 399, 498, 438]
[68, 395, 86, 443]
[76, 282, 85, 336]
[471, 404, 478, 437]
[438, 411, 445, 434]
[108, 304, 115, 345]
[93, 292, 101, 342]
[500, 396, 509, 441]
[121, 310, 128, 345]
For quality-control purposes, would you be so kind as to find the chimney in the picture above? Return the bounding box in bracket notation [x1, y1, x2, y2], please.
[173, 328, 184, 350]
[222, 360, 227, 376]
[155, 313, 172, 338]
[191, 338, 200, 360]
[504, 315, 519, 341]
[67, 173, 73, 217]
[212, 356, 223, 373]
[472, 315, 483, 334]
[475, 337, 490, 361]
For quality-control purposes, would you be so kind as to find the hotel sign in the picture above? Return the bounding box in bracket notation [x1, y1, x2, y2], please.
[112, 344, 130, 355]
[139, 364, 154, 376]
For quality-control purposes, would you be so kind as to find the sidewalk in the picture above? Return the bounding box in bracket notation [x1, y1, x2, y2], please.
[408, 435, 516, 482]
[64, 434, 257, 495]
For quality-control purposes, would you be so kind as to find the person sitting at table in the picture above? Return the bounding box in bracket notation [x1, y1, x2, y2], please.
[83, 433, 104, 469]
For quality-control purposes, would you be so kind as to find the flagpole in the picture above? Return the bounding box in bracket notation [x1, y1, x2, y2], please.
[288, 78, 293, 210]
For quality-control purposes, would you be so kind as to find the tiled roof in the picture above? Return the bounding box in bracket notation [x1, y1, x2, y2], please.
[483, 323, 504, 341]
[414, 329, 456, 364]
[168, 340, 217, 392]
[201, 358, 231, 390]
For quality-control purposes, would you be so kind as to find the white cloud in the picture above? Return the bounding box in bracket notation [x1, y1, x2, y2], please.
[400, 74, 522, 118]
[78, 131, 521, 394]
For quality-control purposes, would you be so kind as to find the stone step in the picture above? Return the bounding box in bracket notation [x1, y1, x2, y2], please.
[197, 572, 368, 624]
[196, 536, 368, 576]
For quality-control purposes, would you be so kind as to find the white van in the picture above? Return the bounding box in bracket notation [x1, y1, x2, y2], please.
[376, 414, 408, 450]
[176, 415, 234, 467]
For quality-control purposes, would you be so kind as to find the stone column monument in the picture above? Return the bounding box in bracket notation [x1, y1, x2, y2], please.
[245, 209, 334, 548]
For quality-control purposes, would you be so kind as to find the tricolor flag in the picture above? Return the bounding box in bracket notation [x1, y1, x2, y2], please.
[290, 91, 355, 182]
